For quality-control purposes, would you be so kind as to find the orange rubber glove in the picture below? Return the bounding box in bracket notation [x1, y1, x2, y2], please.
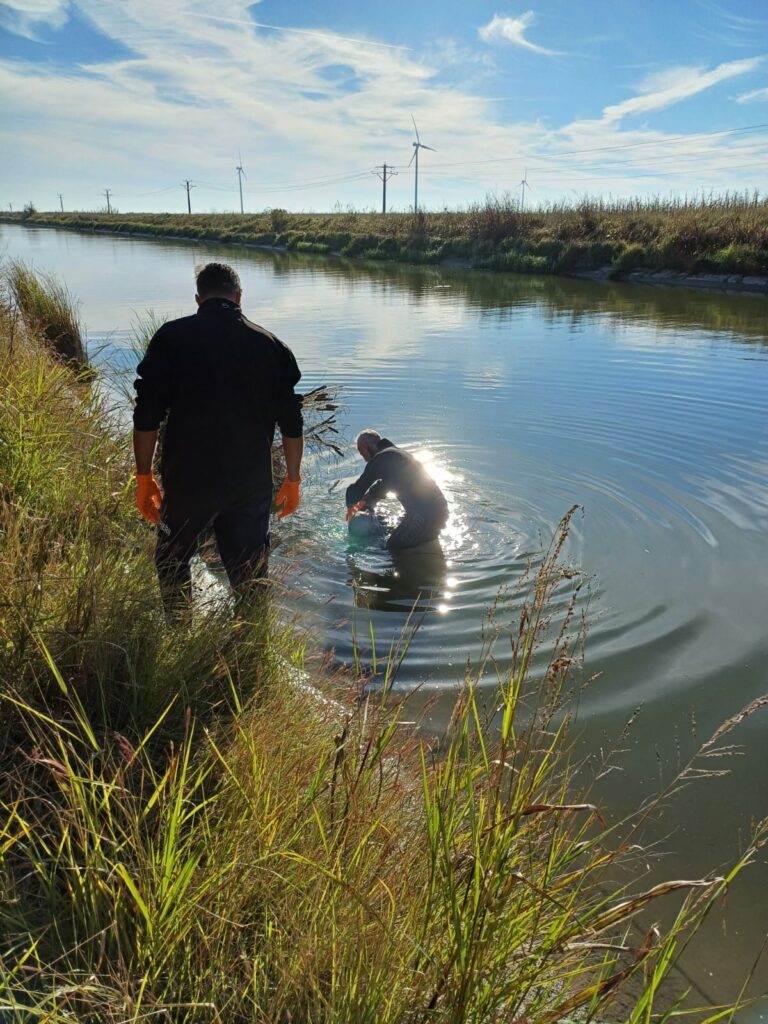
[136, 472, 163, 525]
[275, 477, 301, 519]
[345, 500, 366, 523]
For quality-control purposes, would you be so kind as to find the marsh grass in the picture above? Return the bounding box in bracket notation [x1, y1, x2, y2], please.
[1, 279, 766, 1022]
[4, 259, 87, 368]
[7, 190, 768, 278]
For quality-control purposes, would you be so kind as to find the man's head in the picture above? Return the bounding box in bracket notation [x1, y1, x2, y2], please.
[195, 262, 242, 305]
[356, 428, 381, 463]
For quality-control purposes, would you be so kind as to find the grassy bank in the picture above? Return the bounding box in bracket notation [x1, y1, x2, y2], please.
[1, 269, 765, 1021]
[4, 192, 768, 280]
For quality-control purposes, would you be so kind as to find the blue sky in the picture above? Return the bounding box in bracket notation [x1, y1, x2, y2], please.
[1, 0, 767, 212]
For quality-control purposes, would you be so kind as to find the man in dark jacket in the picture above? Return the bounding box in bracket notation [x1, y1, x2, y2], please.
[133, 262, 303, 612]
[345, 430, 448, 549]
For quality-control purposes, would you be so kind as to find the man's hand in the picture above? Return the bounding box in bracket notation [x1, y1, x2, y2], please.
[275, 477, 301, 519]
[345, 500, 366, 523]
[136, 471, 163, 525]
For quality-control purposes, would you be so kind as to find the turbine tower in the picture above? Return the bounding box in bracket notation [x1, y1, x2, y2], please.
[236, 153, 246, 215]
[519, 168, 532, 212]
[409, 116, 435, 214]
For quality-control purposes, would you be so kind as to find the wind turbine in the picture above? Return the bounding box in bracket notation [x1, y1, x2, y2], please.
[236, 152, 246, 215]
[409, 116, 435, 214]
[519, 168, 532, 212]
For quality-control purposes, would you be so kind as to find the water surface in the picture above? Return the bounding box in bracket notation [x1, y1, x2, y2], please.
[3, 223, 767, 1016]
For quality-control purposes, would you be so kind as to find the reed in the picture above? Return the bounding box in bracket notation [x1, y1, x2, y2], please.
[5, 190, 767, 278]
[3, 259, 87, 368]
[1, 277, 765, 1022]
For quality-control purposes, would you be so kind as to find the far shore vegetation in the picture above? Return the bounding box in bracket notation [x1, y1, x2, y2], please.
[4, 190, 768, 282]
[1, 263, 767, 1021]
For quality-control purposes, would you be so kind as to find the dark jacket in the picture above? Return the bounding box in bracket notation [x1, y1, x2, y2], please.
[345, 439, 448, 521]
[133, 297, 303, 496]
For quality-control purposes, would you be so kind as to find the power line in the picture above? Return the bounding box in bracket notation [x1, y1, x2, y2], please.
[244, 171, 374, 194]
[423, 142, 768, 183]
[426, 161, 767, 189]
[415, 148, 768, 192]
[423, 121, 768, 174]
[47, 119, 767, 213]
[196, 167, 379, 191]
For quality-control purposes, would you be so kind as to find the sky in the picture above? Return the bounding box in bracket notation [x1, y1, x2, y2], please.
[1, 0, 767, 213]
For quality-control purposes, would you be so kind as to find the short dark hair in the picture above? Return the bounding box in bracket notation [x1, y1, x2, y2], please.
[195, 262, 241, 298]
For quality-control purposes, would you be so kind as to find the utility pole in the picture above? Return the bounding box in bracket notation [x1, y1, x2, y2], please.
[373, 163, 398, 214]
[182, 179, 195, 214]
[103, 189, 112, 214]
[58, 193, 64, 212]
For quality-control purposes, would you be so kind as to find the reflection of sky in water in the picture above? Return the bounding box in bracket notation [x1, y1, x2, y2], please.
[4, 224, 768, 1015]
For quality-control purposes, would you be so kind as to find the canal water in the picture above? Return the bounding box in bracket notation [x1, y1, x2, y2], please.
[3, 222, 767, 1016]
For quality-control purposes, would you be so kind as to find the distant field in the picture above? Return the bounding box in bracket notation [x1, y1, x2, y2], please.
[4, 192, 768, 278]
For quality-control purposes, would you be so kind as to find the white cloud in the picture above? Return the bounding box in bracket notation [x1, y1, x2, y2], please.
[0, 0, 69, 38]
[737, 85, 768, 103]
[0, 1, 766, 212]
[601, 57, 763, 124]
[478, 12, 560, 57]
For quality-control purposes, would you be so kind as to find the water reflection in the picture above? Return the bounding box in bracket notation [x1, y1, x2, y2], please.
[348, 540, 447, 614]
[264, 248, 768, 345]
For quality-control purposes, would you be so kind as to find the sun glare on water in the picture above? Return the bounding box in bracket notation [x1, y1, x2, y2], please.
[414, 447, 470, 555]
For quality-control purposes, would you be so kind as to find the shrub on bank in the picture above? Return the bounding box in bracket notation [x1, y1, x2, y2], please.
[705, 242, 768, 275]
[295, 239, 331, 254]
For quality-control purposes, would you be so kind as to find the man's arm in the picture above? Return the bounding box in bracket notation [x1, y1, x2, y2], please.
[361, 479, 390, 504]
[134, 328, 172, 435]
[282, 434, 303, 483]
[274, 344, 304, 517]
[133, 429, 158, 475]
[133, 328, 172, 524]
[346, 460, 383, 506]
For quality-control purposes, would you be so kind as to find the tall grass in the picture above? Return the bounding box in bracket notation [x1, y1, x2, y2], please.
[5, 191, 768, 278]
[3, 259, 87, 368]
[1, 278, 766, 1022]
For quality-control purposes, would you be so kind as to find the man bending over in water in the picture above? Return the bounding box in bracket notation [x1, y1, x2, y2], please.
[345, 430, 448, 549]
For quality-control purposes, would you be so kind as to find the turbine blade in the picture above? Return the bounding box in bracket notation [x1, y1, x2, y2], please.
[420, 144, 436, 152]
[408, 149, 416, 167]
[411, 114, 420, 143]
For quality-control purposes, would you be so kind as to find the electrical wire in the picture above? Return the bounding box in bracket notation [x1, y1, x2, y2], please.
[423, 149, 768, 183]
[72, 120, 768, 205]
[414, 121, 768, 173]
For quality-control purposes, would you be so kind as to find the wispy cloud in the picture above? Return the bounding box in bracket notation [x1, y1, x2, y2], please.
[0, 0, 766, 210]
[737, 85, 768, 103]
[601, 57, 763, 123]
[0, 0, 69, 39]
[478, 12, 560, 57]
[183, 12, 413, 52]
